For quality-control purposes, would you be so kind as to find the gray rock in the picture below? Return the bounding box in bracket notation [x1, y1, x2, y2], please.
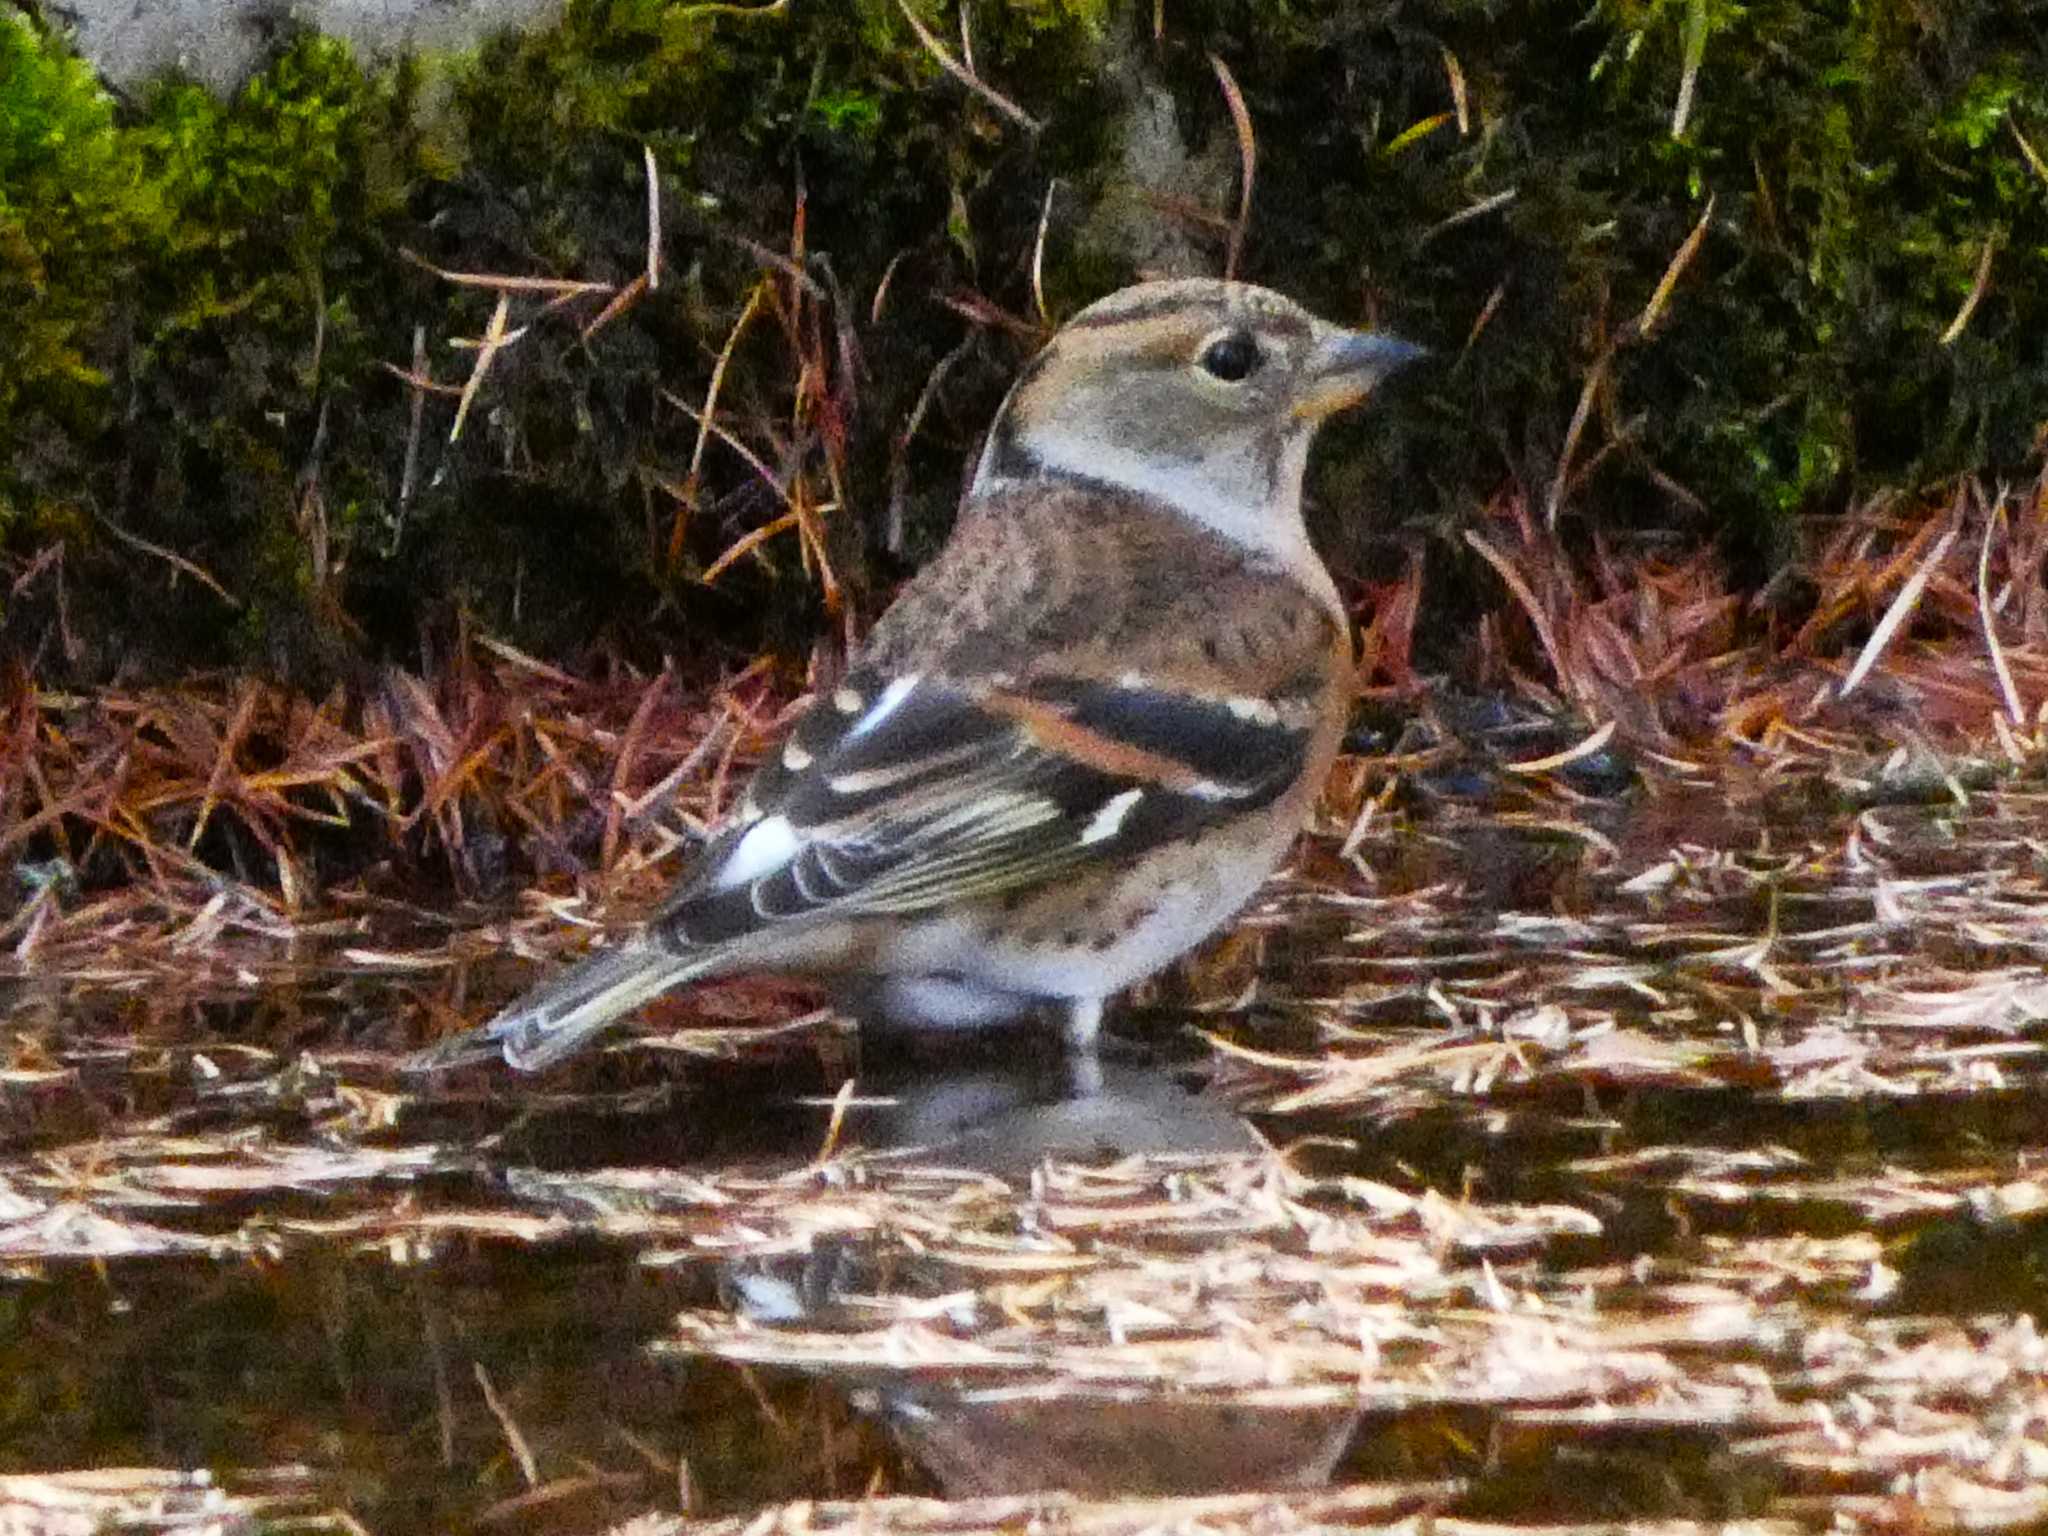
[45, 0, 565, 91]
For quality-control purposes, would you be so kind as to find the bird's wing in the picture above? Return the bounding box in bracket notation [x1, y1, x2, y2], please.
[402, 670, 1312, 1076]
[655, 668, 1314, 948]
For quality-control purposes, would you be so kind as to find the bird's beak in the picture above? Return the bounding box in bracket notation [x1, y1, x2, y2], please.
[1295, 328, 1428, 420]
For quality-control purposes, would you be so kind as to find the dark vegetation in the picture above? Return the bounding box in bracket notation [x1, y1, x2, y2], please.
[3, 0, 2044, 689]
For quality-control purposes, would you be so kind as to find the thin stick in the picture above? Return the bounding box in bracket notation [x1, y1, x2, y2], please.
[1465, 528, 1573, 700]
[2012, 117, 2048, 189]
[663, 391, 788, 504]
[894, 0, 1041, 131]
[699, 511, 802, 584]
[1635, 197, 1714, 338]
[1210, 54, 1255, 282]
[644, 143, 662, 291]
[1672, 0, 1707, 138]
[400, 250, 611, 298]
[1977, 493, 2026, 727]
[96, 513, 242, 608]
[871, 250, 910, 325]
[1461, 281, 1506, 362]
[673, 0, 786, 16]
[685, 283, 766, 499]
[188, 680, 260, 853]
[1031, 178, 1058, 327]
[475, 1363, 539, 1488]
[1504, 718, 1618, 775]
[449, 294, 524, 442]
[1838, 524, 1959, 700]
[379, 362, 464, 398]
[1443, 48, 1469, 135]
[396, 325, 428, 529]
[888, 336, 975, 554]
[1546, 352, 1608, 529]
[811, 1075, 858, 1165]
[1417, 188, 1517, 246]
[1939, 235, 1996, 347]
[579, 270, 647, 344]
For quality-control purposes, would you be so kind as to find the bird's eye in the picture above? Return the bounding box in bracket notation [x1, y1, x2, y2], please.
[1198, 332, 1261, 383]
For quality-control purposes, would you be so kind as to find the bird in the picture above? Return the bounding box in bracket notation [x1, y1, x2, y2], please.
[404, 277, 1422, 1075]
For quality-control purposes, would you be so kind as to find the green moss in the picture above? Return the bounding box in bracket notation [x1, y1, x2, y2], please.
[0, 0, 2044, 682]
[0, 16, 165, 532]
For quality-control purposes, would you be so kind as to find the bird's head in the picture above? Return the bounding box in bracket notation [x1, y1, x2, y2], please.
[974, 278, 1423, 552]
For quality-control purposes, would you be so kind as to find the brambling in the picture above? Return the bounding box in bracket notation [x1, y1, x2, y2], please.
[407, 278, 1421, 1073]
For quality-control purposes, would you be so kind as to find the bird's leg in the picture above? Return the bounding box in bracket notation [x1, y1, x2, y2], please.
[1059, 996, 1105, 1097]
[1062, 996, 1104, 1051]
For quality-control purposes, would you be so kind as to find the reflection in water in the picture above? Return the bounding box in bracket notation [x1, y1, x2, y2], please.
[743, 1041, 1324, 1495]
[861, 1389, 1358, 1498]
[831, 1028, 1262, 1173]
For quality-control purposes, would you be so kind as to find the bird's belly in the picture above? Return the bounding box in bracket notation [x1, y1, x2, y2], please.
[868, 822, 1297, 1005]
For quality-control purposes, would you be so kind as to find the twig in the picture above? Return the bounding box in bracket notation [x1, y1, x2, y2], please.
[700, 512, 802, 585]
[603, 669, 670, 870]
[1504, 718, 1618, 775]
[1465, 528, 1574, 701]
[379, 362, 464, 398]
[2011, 117, 2048, 190]
[1031, 178, 1059, 326]
[188, 680, 260, 853]
[672, 0, 787, 15]
[475, 1363, 540, 1488]
[1976, 492, 2026, 728]
[871, 250, 910, 325]
[399, 250, 612, 298]
[715, 230, 826, 299]
[449, 294, 525, 442]
[894, 0, 1042, 131]
[1938, 235, 1996, 347]
[889, 336, 976, 554]
[1210, 55, 1256, 282]
[1417, 188, 1517, 247]
[688, 285, 768, 501]
[1635, 197, 1714, 338]
[96, 512, 242, 609]
[1838, 523, 1959, 700]
[579, 271, 648, 344]
[1546, 352, 1609, 529]
[1443, 48, 1469, 136]
[644, 143, 662, 291]
[1672, 0, 1708, 139]
[1460, 281, 1506, 362]
[663, 388, 788, 503]
[811, 1075, 859, 1165]
[395, 325, 428, 533]
[1384, 113, 1452, 157]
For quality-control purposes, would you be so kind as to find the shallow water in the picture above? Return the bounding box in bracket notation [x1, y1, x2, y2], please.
[9, 761, 2048, 1533]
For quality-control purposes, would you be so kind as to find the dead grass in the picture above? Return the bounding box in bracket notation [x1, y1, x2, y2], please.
[0, 639, 794, 988]
[0, 1465, 338, 1536]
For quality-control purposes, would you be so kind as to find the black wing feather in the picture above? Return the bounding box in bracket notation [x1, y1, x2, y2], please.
[656, 672, 1309, 948]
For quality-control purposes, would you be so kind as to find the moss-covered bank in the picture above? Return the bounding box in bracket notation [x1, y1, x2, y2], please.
[2, 0, 2044, 685]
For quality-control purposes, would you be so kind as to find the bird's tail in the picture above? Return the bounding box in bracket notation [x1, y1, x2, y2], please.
[402, 934, 710, 1074]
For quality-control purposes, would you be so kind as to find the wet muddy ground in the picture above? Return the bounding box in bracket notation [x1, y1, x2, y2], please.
[9, 751, 2048, 1534]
